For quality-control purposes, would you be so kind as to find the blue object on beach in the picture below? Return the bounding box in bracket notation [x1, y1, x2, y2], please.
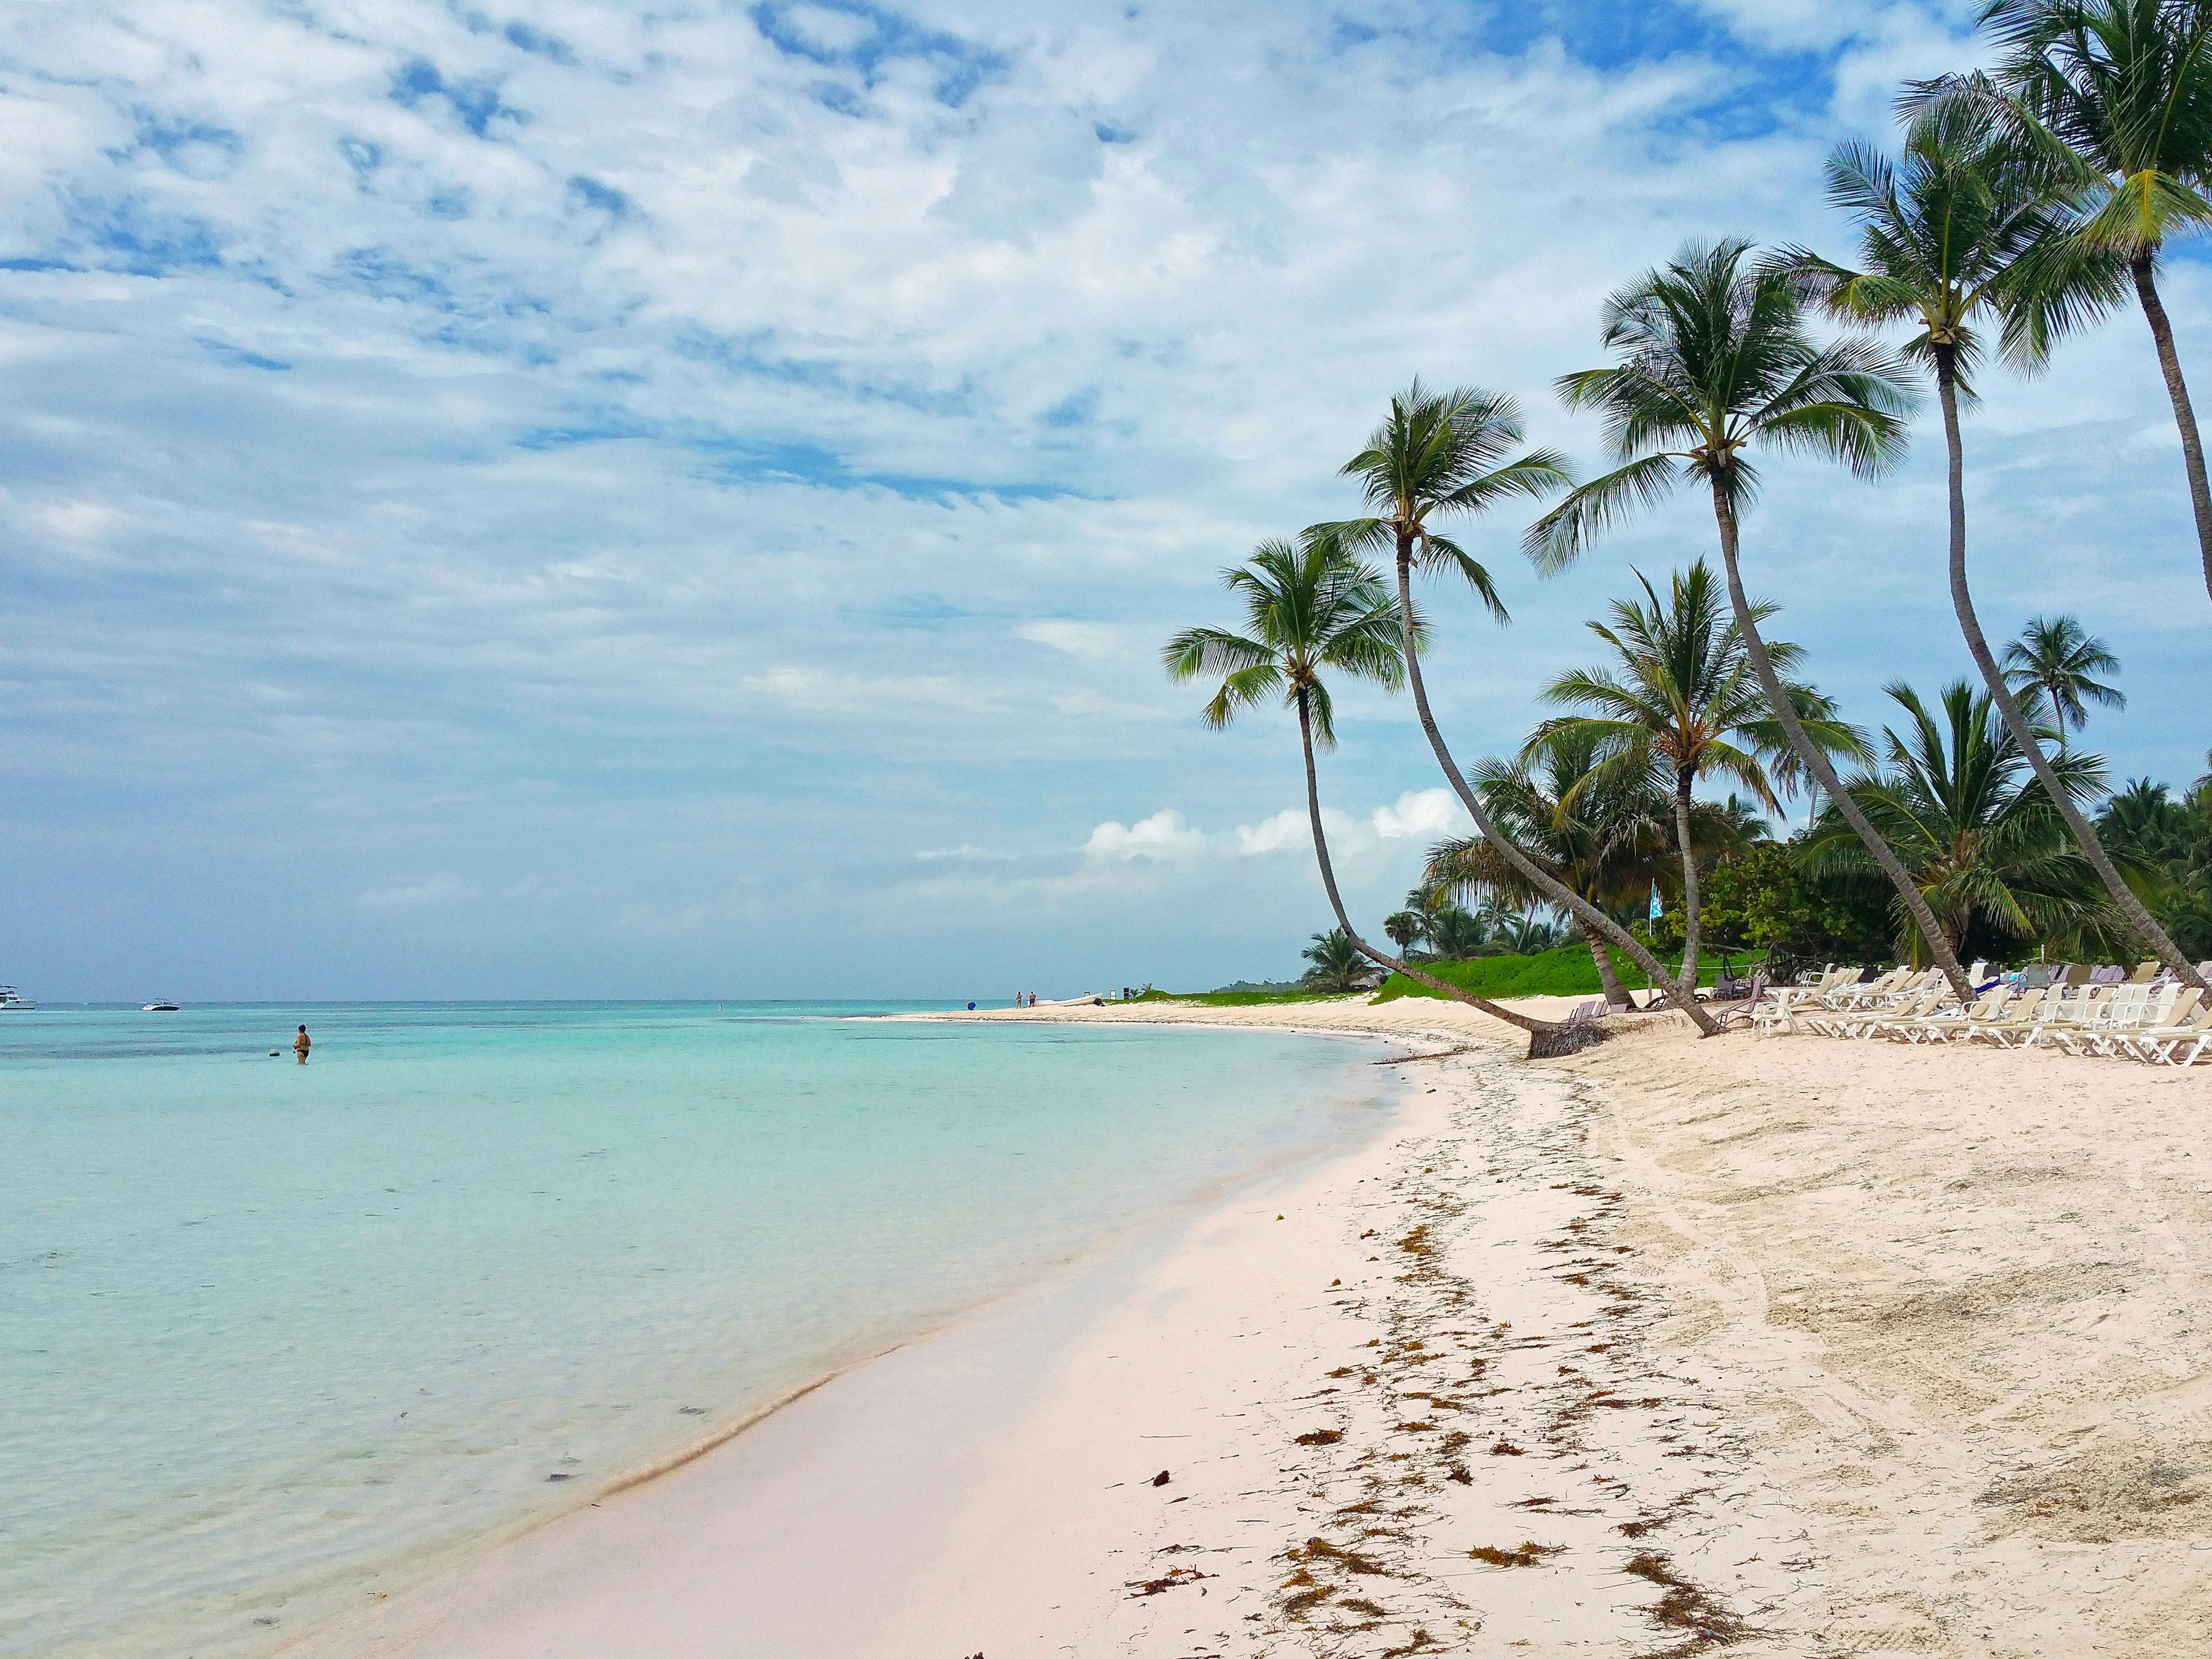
[1649, 881, 1662, 921]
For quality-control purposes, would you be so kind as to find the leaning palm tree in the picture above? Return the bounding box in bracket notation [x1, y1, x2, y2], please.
[1527, 237, 1979, 1002]
[1805, 680, 2134, 963]
[1312, 382, 1720, 1035]
[1924, 3, 2212, 600]
[1162, 537, 1583, 1053]
[2002, 613, 2128, 753]
[1786, 105, 2202, 987]
[1427, 728, 1675, 1009]
[1528, 559, 1868, 994]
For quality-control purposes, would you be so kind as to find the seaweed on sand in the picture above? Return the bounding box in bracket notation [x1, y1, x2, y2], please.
[1622, 1550, 1748, 1653]
[1468, 1541, 1566, 1567]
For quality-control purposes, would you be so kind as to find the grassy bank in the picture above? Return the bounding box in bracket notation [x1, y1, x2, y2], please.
[1371, 945, 1722, 1003]
[1135, 988, 1337, 1007]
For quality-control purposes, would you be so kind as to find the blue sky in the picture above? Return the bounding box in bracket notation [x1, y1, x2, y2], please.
[2, 0, 2206, 1001]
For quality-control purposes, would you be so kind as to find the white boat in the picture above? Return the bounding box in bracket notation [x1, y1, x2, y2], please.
[142, 1001, 180, 1012]
[0, 985, 32, 1009]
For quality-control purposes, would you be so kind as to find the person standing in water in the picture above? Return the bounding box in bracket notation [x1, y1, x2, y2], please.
[293, 1025, 310, 1064]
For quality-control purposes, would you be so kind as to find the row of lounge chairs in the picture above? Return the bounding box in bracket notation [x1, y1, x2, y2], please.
[1751, 963, 2212, 1066]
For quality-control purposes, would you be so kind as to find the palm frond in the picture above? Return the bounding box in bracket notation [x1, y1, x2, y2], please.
[1523, 454, 1683, 574]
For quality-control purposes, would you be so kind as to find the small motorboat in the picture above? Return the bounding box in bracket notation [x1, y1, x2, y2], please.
[142, 1001, 180, 1012]
[0, 985, 33, 1010]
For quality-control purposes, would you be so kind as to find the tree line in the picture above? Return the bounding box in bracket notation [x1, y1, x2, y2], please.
[1167, 1, 2212, 1054]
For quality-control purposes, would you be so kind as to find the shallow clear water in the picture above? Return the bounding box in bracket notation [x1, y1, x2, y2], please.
[0, 1001, 1381, 1658]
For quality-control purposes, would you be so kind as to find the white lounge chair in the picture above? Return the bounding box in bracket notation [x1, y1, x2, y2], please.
[2066, 985, 2162, 1056]
[2023, 985, 2108, 1051]
[1846, 983, 1950, 1041]
[1900, 986, 2010, 1044]
[1753, 967, 1852, 1036]
[1963, 988, 2047, 1047]
[2122, 991, 2211, 1065]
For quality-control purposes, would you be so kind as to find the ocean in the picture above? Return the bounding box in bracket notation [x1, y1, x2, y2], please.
[0, 1001, 1383, 1658]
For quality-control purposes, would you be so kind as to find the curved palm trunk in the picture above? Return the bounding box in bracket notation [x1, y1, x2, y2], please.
[1296, 690, 1583, 1055]
[1578, 915, 1631, 1009]
[1389, 549, 1722, 1037]
[1672, 767, 1700, 996]
[1707, 479, 1975, 1003]
[2133, 255, 2212, 605]
[1934, 353, 2205, 989]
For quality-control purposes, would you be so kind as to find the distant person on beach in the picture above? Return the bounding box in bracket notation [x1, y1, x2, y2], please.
[293, 1025, 310, 1064]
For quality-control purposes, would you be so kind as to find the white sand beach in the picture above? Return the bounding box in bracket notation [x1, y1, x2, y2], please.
[286, 997, 2212, 1658]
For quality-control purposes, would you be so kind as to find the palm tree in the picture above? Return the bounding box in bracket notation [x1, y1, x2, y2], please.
[1715, 791, 1777, 845]
[1805, 680, 2134, 962]
[1526, 238, 1980, 1002]
[1480, 902, 1567, 956]
[1301, 928, 1370, 993]
[1312, 382, 1721, 1035]
[1382, 909, 1426, 959]
[1936, 0, 2212, 601]
[1786, 105, 2203, 986]
[1401, 885, 1450, 955]
[2002, 614, 2128, 752]
[1162, 537, 1581, 1052]
[1425, 903, 1497, 960]
[1426, 728, 1674, 1009]
[1529, 559, 1867, 995]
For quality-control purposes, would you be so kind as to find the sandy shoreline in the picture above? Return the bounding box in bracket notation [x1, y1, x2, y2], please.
[285, 995, 2212, 1657]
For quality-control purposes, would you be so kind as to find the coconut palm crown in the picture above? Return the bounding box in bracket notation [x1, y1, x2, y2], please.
[1524, 237, 1988, 1001]
[1921, 1, 2212, 600]
[1969, 0, 2212, 260]
[1527, 238, 1917, 556]
[1163, 537, 1407, 747]
[2003, 613, 2128, 748]
[1777, 89, 2121, 391]
[1320, 379, 1570, 622]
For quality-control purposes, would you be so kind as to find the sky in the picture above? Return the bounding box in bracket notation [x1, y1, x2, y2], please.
[2, 0, 2207, 1002]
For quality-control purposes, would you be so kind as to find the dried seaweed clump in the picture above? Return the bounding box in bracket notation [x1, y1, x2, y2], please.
[1467, 1541, 1565, 1568]
[1623, 1551, 1748, 1651]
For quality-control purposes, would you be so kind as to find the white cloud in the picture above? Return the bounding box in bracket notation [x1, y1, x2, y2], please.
[1371, 788, 1466, 843]
[1016, 619, 1125, 658]
[1082, 808, 1207, 861]
[915, 844, 1017, 862]
[357, 874, 466, 911]
[1234, 808, 1306, 855]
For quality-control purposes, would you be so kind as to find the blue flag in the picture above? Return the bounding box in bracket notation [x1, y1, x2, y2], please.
[1649, 881, 1662, 921]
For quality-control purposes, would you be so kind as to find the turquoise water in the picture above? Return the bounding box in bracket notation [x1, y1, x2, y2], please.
[0, 1001, 1382, 1659]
